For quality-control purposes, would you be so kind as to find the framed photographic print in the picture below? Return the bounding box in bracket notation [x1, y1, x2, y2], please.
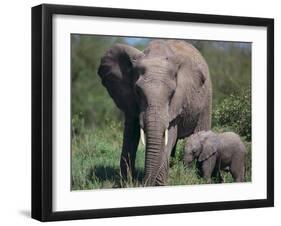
[31, 4, 274, 221]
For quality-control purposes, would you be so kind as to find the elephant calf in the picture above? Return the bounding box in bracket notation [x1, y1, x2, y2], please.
[184, 131, 246, 183]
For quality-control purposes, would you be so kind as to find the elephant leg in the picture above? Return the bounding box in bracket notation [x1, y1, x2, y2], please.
[231, 166, 245, 182]
[217, 171, 223, 183]
[212, 155, 223, 183]
[120, 116, 140, 181]
[230, 154, 245, 182]
[202, 155, 216, 183]
[154, 126, 178, 185]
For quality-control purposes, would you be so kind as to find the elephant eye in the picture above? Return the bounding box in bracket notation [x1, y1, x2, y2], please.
[137, 66, 145, 75]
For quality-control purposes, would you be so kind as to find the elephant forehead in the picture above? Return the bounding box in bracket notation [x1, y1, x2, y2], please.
[144, 40, 174, 56]
[140, 59, 176, 79]
[141, 76, 176, 92]
[140, 57, 170, 68]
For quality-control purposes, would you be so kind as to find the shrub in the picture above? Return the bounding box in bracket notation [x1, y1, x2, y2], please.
[213, 88, 251, 141]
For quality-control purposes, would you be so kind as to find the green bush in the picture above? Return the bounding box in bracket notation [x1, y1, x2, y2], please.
[213, 88, 251, 141]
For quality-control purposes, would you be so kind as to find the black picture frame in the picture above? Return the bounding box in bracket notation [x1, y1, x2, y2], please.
[32, 3, 274, 222]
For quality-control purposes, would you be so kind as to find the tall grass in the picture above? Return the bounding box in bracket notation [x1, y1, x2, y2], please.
[71, 119, 251, 190]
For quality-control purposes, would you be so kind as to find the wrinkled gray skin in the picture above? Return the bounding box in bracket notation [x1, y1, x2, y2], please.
[184, 131, 246, 183]
[98, 40, 212, 186]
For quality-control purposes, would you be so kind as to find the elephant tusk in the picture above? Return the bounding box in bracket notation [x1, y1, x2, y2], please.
[140, 129, 146, 146]
[165, 129, 168, 146]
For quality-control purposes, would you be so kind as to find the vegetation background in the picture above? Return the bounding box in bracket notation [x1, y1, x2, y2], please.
[71, 35, 251, 190]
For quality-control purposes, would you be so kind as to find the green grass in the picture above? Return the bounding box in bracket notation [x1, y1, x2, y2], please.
[71, 121, 251, 190]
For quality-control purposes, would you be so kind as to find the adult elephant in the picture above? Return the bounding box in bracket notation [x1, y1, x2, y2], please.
[98, 40, 212, 186]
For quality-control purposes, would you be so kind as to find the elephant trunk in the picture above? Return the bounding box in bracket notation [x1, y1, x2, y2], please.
[143, 109, 167, 186]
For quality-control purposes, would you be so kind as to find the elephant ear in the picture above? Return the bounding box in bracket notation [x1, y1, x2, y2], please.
[166, 40, 210, 122]
[198, 138, 218, 162]
[98, 43, 143, 114]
